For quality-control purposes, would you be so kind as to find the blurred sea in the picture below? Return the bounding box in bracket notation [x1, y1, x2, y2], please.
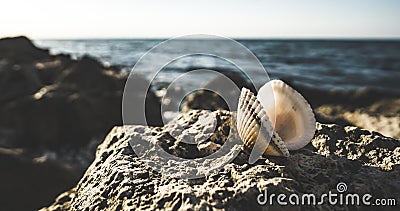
[34, 39, 400, 94]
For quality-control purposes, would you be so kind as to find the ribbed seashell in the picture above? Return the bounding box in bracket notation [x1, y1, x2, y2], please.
[236, 80, 316, 160]
[237, 88, 290, 158]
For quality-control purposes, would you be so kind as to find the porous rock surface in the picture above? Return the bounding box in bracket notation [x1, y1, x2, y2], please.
[42, 110, 400, 210]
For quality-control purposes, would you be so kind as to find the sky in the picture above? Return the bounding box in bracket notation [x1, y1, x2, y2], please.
[1, 0, 399, 39]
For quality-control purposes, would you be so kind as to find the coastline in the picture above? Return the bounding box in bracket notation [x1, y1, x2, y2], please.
[0, 36, 399, 210]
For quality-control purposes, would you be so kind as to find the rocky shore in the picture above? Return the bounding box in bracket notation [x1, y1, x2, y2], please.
[42, 110, 400, 210]
[0, 36, 162, 210]
[181, 78, 400, 139]
[0, 36, 399, 210]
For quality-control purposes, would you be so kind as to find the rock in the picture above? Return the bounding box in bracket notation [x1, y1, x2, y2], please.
[0, 83, 123, 148]
[181, 71, 256, 112]
[0, 147, 79, 211]
[0, 63, 42, 103]
[56, 56, 124, 92]
[315, 99, 400, 139]
[181, 76, 400, 113]
[312, 123, 400, 170]
[0, 76, 162, 148]
[0, 36, 162, 148]
[42, 110, 400, 210]
[180, 89, 229, 112]
[0, 36, 50, 63]
[280, 78, 400, 108]
[35, 54, 74, 85]
[0, 36, 57, 103]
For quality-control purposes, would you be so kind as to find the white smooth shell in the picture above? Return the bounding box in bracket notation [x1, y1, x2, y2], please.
[257, 80, 316, 150]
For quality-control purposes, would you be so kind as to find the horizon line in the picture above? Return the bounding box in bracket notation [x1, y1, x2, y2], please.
[2, 34, 400, 41]
[32, 36, 400, 41]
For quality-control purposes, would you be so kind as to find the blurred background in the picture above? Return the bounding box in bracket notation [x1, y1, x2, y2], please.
[0, 0, 399, 210]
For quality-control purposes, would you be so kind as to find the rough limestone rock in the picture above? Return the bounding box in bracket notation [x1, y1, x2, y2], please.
[42, 110, 400, 210]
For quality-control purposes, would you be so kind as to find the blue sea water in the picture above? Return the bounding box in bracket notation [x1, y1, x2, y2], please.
[34, 39, 400, 94]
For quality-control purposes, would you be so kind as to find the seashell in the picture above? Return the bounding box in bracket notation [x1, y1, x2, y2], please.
[236, 80, 315, 159]
[237, 88, 290, 158]
[257, 80, 316, 150]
